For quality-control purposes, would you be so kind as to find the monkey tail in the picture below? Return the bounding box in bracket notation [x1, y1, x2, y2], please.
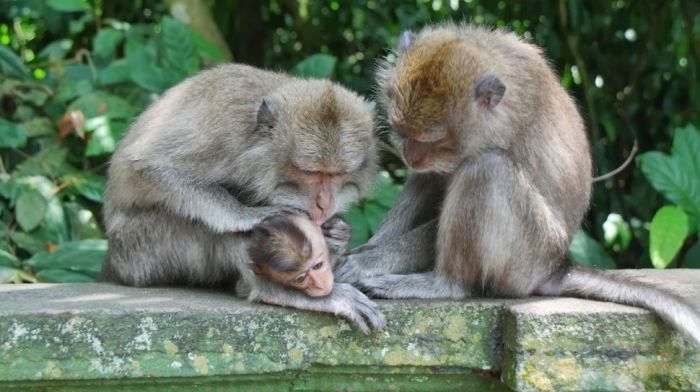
[538, 264, 700, 346]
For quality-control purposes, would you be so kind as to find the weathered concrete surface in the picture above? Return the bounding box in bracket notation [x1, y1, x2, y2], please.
[502, 270, 700, 391]
[1, 269, 699, 391]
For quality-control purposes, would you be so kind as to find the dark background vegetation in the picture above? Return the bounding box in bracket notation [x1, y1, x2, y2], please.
[0, 0, 698, 283]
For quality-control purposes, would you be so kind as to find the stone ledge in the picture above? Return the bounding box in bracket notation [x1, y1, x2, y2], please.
[1, 269, 698, 391]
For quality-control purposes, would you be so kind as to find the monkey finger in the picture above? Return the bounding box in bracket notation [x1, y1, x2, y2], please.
[343, 311, 371, 335]
[356, 301, 387, 332]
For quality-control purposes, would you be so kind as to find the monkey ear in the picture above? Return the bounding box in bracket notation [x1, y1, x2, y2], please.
[249, 263, 265, 276]
[257, 99, 278, 129]
[474, 75, 506, 109]
[397, 30, 416, 52]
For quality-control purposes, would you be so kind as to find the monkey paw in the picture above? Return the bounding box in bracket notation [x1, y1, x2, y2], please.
[333, 283, 387, 334]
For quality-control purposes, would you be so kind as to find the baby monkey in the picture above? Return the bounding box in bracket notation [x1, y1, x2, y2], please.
[248, 215, 351, 298]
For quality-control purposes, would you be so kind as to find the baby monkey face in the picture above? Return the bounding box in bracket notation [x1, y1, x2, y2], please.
[248, 214, 333, 297]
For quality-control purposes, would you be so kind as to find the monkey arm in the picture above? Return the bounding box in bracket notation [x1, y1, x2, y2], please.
[356, 271, 468, 299]
[126, 161, 289, 233]
[246, 275, 386, 334]
[365, 173, 446, 246]
[334, 219, 437, 284]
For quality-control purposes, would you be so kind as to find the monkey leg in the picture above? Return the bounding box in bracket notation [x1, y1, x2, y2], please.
[365, 173, 446, 246]
[436, 152, 569, 297]
[102, 209, 240, 287]
[334, 219, 437, 284]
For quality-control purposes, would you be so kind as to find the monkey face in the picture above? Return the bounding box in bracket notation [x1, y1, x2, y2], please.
[256, 80, 377, 224]
[248, 214, 334, 297]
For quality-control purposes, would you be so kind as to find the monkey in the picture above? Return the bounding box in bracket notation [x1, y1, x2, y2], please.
[101, 63, 386, 334]
[335, 24, 700, 345]
[247, 214, 351, 298]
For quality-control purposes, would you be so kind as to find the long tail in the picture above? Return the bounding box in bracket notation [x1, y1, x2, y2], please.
[538, 264, 700, 346]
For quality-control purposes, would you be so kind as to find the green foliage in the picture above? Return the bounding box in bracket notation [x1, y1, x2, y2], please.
[344, 171, 402, 248]
[638, 125, 700, 268]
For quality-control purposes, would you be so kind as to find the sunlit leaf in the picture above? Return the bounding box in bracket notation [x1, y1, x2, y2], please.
[37, 39, 74, 60]
[69, 91, 137, 119]
[638, 152, 700, 216]
[649, 205, 689, 269]
[671, 124, 700, 179]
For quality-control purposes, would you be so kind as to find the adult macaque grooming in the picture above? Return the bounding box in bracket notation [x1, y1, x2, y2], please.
[102, 64, 385, 333]
[247, 215, 351, 298]
[337, 25, 700, 344]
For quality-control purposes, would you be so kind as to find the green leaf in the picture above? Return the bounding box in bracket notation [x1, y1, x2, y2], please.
[36, 269, 95, 283]
[67, 174, 105, 202]
[10, 229, 52, 254]
[649, 205, 689, 269]
[161, 17, 199, 75]
[0, 118, 27, 148]
[69, 91, 137, 119]
[344, 206, 370, 249]
[126, 43, 179, 92]
[568, 230, 617, 269]
[682, 240, 700, 268]
[21, 117, 55, 138]
[292, 54, 338, 78]
[37, 39, 74, 60]
[0, 45, 30, 79]
[98, 59, 131, 85]
[27, 239, 106, 273]
[638, 152, 700, 215]
[13, 147, 74, 178]
[55, 79, 94, 103]
[671, 124, 700, 179]
[0, 249, 19, 267]
[363, 202, 387, 234]
[46, 0, 90, 12]
[192, 30, 225, 64]
[93, 29, 123, 59]
[15, 190, 47, 232]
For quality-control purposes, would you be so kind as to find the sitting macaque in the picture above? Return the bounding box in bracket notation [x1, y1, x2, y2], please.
[247, 214, 351, 298]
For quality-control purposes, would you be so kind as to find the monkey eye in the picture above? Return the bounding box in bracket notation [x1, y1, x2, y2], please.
[312, 261, 324, 270]
[301, 169, 320, 176]
[293, 274, 307, 285]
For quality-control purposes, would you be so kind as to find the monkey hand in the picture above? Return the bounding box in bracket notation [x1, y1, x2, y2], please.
[329, 283, 387, 334]
[322, 216, 352, 253]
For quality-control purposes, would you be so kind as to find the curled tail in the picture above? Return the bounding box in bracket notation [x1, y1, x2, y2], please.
[538, 264, 700, 346]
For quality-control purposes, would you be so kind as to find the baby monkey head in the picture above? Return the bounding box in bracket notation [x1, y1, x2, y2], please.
[254, 80, 377, 225]
[377, 29, 507, 174]
[248, 214, 333, 297]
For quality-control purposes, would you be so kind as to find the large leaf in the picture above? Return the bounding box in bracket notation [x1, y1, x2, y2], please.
[46, 0, 90, 12]
[0, 118, 27, 148]
[363, 202, 387, 234]
[568, 230, 617, 269]
[64, 202, 103, 240]
[26, 239, 107, 273]
[15, 190, 47, 232]
[83, 116, 116, 156]
[292, 54, 338, 78]
[161, 17, 199, 75]
[671, 124, 700, 179]
[93, 28, 123, 59]
[638, 152, 700, 216]
[37, 39, 73, 60]
[0, 45, 29, 79]
[649, 205, 689, 269]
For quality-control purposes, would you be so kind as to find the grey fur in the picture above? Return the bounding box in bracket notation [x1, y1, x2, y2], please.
[336, 24, 700, 345]
[102, 63, 384, 333]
